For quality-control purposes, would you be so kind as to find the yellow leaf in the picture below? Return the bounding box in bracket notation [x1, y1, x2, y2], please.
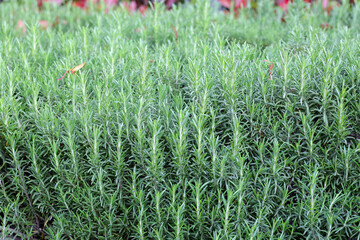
[70, 62, 86, 74]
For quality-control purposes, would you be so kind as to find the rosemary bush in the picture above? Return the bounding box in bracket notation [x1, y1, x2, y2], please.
[1, 0, 360, 239]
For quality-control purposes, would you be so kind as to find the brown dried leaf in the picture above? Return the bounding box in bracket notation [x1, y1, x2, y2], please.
[172, 26, 178, 40]
[70, 62, 86, 74]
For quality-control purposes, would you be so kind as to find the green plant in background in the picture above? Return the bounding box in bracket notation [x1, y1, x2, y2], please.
[1, 0, 360, 239]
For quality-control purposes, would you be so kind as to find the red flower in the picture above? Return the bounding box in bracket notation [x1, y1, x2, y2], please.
[218, 0, 247, 10]
[122, 1, 137, 14]
[73, 0, 87, 8]
[138, 5, 148, 16]
[39, 20, 49, 30]
[166, 0, 176, 9]
[17, 20, 26, 34]
[277, 0, 289, 13]
[322, 0, 329, 9]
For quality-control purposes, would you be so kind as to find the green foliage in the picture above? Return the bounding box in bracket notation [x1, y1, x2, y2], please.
[1, 0, 360, 239]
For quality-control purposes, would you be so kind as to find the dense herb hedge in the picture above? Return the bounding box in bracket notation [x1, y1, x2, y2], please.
[1, 0, 360, 239]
